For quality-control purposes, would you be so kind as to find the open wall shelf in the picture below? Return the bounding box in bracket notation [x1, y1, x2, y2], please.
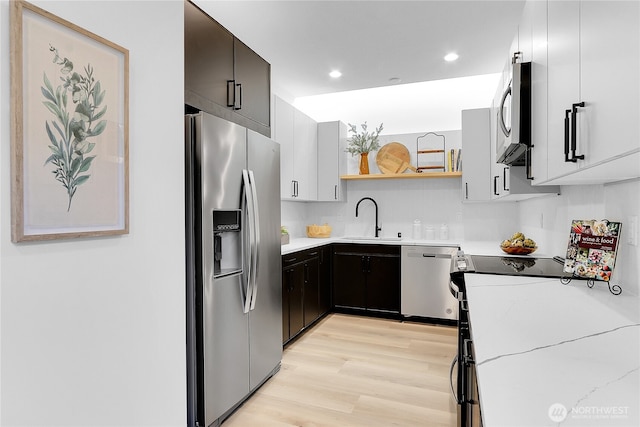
[340, 172, 462, 180]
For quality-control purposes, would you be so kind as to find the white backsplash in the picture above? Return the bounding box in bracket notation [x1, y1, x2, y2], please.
[519, 179, 640, 296]
[282, 176, 519, 242]
[282, 177, 639, 296]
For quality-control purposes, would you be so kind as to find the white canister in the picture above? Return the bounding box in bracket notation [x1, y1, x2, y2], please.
[439, 223, 449, 240]
[424, 226, 435, 240]
[412, 220, 422, 239]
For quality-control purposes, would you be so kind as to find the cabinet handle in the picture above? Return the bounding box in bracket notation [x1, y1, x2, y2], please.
[334, 185, 337, 200]
[503, 167, 510, 191]
[291, 180, 296, 198]
[465, 182, 469, 200]
[227, 80, 236, 108]
[571, 102, 585, 161]
[285, 257, 297, 263]
[525, 147, 534, 180]
[499, 84, 512, 137]
[234, 83, 243, 111]
[308, 252, 318, 256]
[564, 108, 572, 162]
[493, 176, 499, 196]
[295, 180, 299, 197]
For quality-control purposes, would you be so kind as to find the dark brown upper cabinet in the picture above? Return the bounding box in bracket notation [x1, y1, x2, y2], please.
[185, 1, 270, 137]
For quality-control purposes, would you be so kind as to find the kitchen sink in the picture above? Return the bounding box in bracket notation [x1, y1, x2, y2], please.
[342, 236, 403, 242]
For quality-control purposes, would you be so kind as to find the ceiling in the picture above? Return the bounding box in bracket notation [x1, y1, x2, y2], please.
[192, 0, 527, 133]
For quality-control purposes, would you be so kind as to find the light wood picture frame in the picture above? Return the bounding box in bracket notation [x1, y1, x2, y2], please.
[10, 0, 129, 242]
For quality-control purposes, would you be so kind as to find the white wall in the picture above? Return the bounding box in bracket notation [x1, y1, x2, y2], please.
[0, 1, 186, 426]
[519, 179, 640, 296]
[284, 178, 518, 242]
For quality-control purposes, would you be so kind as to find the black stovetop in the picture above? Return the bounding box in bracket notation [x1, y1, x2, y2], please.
[469, 255, 568, 278]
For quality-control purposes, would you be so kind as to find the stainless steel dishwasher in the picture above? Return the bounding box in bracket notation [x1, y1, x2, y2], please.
[401, 245, 459, 320]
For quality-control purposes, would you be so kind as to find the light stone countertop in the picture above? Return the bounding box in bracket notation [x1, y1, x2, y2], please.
[281, 236, 559, 258]
[465, 273, 640, 427]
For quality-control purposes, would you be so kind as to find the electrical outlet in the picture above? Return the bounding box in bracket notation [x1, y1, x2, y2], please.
[627, 216, 638, 246]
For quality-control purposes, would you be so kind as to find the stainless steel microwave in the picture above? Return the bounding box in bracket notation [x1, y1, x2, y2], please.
[496, 61, 531, 166]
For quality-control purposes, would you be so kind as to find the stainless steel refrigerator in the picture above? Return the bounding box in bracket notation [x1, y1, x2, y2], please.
[185, 111, 282, 427]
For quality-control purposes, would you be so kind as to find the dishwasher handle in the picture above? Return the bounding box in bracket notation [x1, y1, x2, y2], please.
[408, 252, 454, 259]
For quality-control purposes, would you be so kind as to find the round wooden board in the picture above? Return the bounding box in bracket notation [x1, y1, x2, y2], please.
[376, 142, 411, 174]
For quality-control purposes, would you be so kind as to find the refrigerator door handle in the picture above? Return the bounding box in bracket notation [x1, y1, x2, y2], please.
[248, 170, 261, 310]
[241, 170, 254, 314]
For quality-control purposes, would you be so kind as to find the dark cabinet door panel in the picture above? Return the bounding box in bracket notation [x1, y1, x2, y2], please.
[318, 246, 331, 315]
[234, 39, 270, 127]
[184, 1, 234, 109]
[303, 257, 320, 327]
[281, 269, 290, 343]
[366, 255, 400, 313]
[333, 253, 366, 309]
[286, 265, 305, 340]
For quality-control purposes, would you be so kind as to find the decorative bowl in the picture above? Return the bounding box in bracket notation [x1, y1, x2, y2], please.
[500, 245, 537, 255]
[306, 224, 332, 238]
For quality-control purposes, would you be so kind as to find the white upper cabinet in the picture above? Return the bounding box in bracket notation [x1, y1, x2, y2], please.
[293, 109, 318, 200]
[274, 96, 317, 201]
[490, 92, 508, 200]
[274, 96, 295, 198]
[545, 0, 581, 181]
[518, 0, 534, 63]
[579, 2, 639, 166]
[533, 0, 640, 185]
[317, 121, 347, 202]
[462, 108, 492, 202]
[529, 0, 549, 183]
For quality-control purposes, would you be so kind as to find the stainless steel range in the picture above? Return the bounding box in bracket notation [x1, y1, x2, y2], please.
[448, 251, 569, 427]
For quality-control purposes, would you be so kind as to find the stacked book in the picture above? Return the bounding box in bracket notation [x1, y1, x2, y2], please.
[447, 148, 462, 172]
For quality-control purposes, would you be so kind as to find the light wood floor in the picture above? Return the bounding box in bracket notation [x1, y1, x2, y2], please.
[224, 313, 458, 427]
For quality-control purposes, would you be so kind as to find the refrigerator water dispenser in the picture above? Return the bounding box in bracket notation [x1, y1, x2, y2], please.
[212, 210, 242, 277]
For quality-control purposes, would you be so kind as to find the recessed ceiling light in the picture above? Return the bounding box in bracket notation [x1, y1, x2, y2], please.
[444, 53, 459, 62]
[329, 70, 342, 78]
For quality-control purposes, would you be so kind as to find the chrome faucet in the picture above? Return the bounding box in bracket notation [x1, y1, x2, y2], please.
[355, 197, 381, 238]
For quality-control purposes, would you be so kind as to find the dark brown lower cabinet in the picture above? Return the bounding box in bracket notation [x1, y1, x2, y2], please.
[282, 261, 304, 343]
[318, 246, 331, 315]
[282, 247, 329, 344]
[332, 244, 400, 315]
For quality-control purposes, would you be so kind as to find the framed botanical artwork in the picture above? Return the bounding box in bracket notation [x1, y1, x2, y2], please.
[10, 0, 129, 242]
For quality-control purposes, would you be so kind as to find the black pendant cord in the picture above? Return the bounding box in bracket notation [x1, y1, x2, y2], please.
[560, 276, 622, 295]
